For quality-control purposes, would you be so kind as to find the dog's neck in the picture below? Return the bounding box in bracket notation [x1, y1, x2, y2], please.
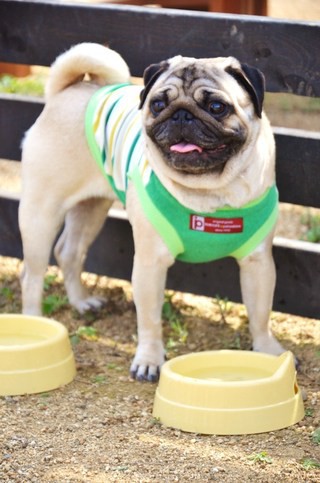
[152, 167, 250, 212]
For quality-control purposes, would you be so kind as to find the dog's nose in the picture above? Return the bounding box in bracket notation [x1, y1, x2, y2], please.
[172, 109, 194, 122]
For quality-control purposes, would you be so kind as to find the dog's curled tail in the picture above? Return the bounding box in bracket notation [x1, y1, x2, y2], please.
[45, 43, 131, 100]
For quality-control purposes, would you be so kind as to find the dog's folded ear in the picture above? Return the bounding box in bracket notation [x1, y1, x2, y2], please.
[225, 63, 265, 118]
[139, 61, 169, 109]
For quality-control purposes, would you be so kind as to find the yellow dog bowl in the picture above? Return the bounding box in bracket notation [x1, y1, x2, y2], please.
[0, 314, 76, 396]
[153, 350, 304, 435]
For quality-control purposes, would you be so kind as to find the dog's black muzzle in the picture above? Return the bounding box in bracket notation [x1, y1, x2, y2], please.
[148, 109, 246, 175]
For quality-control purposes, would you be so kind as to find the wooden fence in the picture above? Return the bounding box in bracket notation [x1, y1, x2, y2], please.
[0, 0, 319, 318]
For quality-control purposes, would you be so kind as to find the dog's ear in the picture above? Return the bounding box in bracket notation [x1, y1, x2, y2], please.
[139, 61, 169, 109]
[225, 63, 265, 118]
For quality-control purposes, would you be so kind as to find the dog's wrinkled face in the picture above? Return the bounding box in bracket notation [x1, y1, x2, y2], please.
[140, 56, 265, 176]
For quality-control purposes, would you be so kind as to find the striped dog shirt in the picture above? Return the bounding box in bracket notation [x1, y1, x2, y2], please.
[85, 83, 278, 263]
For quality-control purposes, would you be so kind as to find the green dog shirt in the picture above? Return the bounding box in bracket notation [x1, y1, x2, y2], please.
[85, 83, 278, 263]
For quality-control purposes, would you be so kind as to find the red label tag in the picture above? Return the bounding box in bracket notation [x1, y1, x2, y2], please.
[190, 215, 243, 234]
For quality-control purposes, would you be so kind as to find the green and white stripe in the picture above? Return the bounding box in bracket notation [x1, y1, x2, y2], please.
[85, 83, 151, 204]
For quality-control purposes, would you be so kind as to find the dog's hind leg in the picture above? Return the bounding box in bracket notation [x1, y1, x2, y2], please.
[54, 197, 112, 313]
[19, 199, 65, 316]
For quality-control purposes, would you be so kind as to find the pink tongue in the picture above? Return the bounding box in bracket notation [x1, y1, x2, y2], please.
[170, 142, 203, 153]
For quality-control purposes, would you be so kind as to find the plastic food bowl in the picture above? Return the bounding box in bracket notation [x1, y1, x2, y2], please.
[153, 350, 304, 435]
[0, 314, 76, 396]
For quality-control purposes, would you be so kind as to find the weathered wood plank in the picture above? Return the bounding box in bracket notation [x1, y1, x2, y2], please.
[0, 198, 23, 260]
[1, 198, 320, 319]
[274, 128, 320, 208]
[0, 96, 44, 161]
[0, 0, 320, 96]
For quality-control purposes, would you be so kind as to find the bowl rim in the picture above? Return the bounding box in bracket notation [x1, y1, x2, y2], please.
[0, 314, 69, 352]
[161, 350, 294, 387]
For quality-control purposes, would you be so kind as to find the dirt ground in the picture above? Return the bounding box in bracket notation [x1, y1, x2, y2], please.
[0, 254, 319, 483]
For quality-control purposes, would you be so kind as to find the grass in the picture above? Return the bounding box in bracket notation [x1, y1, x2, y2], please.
[106, 363, 123, 372]
[302, 458, 320, 470]
[0, 74, 45, 96]
[248, 451, 273, 464]
[91, 374, 107, 384]
[70, 326, 99, 346]
[0, 282, 20, 312]
[42, 273, 68, 315]
[42, 294, 68, 315]
[0, 286, 15, 302]
[265, 92, 320, 114]
[301, 212, 320, 243]
[305, 407, 314, 417]
[43, 274, 58, 291]
[213, 295, 233, 325]
[162, 294, 188, 349]
[312, 427, 320, 445]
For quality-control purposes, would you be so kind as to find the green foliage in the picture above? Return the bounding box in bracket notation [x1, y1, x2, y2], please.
[70, 325, 99, 346]
[265, 92, 320, 113]
[0, 286, 14, 302]
[301, 212, 320, 243]
[302, 458, 320, 470]
[106, 363, 123, 372]
[214, 295, 232, 313]
[91, 374, 107, 384]
[312, 427, 320, 445]
[0, 74, 45, 96]
[0, 282, 19, 312]
[43, 274, 58, 291]
[162, 296, 176, 321]
[76, 326, 99, 340]
[305, 407, 314, 417]
[213, 294, 233, 325]
[42, 294, 68, 315]
[248, 451, 273, 464]
[162, 294, 188, 348]
[149, 417, 161, 427]
[42, 274, 67, 314]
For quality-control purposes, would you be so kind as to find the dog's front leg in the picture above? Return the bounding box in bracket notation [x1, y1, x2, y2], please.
[127, 193, 174, 381]
[130, 249, 173, 381]
[238, 233, 285, 356]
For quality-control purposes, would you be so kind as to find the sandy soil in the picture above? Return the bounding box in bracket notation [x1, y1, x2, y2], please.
[0, 256, 319, 482]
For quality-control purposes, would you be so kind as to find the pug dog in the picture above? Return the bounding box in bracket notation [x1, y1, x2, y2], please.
[19, 43, 286, 382]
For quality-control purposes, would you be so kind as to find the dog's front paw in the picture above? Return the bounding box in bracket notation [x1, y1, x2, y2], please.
[252, 333, 286, 356]
[253, 334, 300, 367]
[130, 342, 165, 382]
[72, 296, 107, 314]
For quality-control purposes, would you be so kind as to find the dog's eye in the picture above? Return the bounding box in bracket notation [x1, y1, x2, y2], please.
[208, 101, 227, 117]
[150, 99, 167, 115]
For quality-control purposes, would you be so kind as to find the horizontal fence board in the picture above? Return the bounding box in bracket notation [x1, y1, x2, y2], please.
[0, 0, 320, 96]
[0, 198, 23, 259]
[1, 198, 319, 319]
[0, 96, 44, 161]
[274, 128, 320, 208]
[0, 96, 319, 208]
